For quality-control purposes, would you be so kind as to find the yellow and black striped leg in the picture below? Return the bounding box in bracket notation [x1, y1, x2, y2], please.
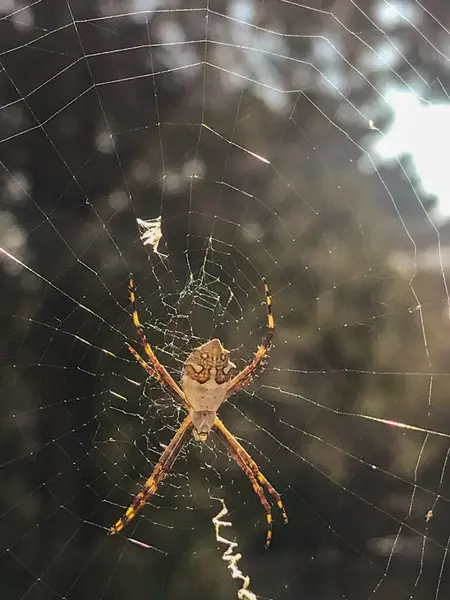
[108, 416, 193, 535]
[263, 277, 275, 331]
[213, 420, 274, 548]
[213, 417, 288, 548]
[127, 277, 189, 408]
[236, 441, 288, 525]
[226, 277, 274, 399]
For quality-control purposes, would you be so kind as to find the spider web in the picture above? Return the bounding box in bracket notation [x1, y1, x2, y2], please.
[1, 1, 450, 599]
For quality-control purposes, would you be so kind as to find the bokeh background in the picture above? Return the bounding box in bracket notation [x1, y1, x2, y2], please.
[2, 1, 450, 599]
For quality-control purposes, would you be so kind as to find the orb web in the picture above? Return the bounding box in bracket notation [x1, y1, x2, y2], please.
[1, 2, 450, 600]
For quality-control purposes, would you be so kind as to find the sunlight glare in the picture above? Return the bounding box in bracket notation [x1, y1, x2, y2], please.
[375, 91, 450, 221]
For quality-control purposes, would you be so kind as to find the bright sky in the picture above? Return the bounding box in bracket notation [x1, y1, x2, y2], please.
[374, 90, 450, 222]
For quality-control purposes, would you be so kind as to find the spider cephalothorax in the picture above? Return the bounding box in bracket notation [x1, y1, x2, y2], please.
[108, 277, 287, 548]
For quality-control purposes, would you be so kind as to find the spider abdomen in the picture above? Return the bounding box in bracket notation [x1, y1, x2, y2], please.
[183, 362, 229, 400]
[181, 338, 236, 436]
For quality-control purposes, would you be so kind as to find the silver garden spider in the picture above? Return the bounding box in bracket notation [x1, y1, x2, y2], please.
[108, 277, 288, 548]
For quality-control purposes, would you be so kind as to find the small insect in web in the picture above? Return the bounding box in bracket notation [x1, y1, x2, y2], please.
[108, 276, 288, 548]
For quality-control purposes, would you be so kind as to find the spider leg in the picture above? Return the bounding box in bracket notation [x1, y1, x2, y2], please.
[226, 278, 274, 399]
[213, 417, 288, 548]
[127, 277, 190, 408]
[108, 415, 193, 535]
[215, 425, 273, 548]
[126, 343, 187, 408]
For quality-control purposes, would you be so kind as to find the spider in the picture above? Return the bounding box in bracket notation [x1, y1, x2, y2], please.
[108, 277, 288, 548]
